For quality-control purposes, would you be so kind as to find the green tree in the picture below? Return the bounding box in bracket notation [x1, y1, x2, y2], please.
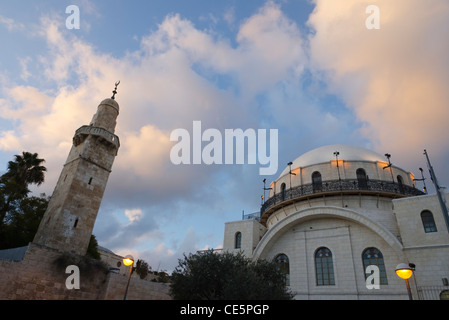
[170, 250, 293, 300]
[155, 271, 170, 283]
[3, 152, 47, 190]
[86, 234, 101, 260]
[0, 195, 48, 249]
[0, 152, 47, 228]
[0, 152, 48, 249]
[135, 259, 149, 279]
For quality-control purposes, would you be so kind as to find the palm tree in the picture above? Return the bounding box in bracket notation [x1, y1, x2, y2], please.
[4, 152, 47, 190]
[0, 152, 47, 248]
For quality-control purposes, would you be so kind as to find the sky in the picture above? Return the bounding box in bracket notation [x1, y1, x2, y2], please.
[0, 0, 448, 273]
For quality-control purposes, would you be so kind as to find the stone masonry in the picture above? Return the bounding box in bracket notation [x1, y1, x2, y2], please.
[33, 98, 120, 256]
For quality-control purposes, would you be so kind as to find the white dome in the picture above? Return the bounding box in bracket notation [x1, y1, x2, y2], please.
[280, 144, 386, 176]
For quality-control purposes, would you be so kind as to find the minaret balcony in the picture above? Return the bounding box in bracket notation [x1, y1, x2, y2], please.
[73, 125, 120, 151]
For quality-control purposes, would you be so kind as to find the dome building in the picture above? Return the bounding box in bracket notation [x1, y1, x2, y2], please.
[223, 144, 449, 300]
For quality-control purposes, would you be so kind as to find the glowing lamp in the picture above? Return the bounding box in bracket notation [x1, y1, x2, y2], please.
[395, 263, 414, 300]
[123, 254, 135, 300]
[123, 255, 134, 267]
[395, 263, 413, 280]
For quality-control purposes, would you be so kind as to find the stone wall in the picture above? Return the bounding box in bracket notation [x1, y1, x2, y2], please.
[0, 243, 171, 300]
[103, 272, 171, 300]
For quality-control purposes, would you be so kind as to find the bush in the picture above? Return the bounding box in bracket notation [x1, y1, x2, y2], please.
[170, 250, 293, 300]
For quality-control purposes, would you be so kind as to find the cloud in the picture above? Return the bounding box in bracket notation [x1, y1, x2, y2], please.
[0, 2, 360, 265]
[0, 14, 25, 31]
[5, 1, 445, 272]
[125, 209, 143, 223]
[124, 226, 205, 272]
[307, 0, 449, 173]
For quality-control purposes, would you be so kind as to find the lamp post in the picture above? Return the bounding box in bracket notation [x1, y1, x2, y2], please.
[123, 255, 134, 300]
[383, 153, 395, 183]
[263, 178, 272, 204]
[395, 263, 414, 300]
[288, 162, 296, 195]
[333, 151, 342, 189]
[413, 168, 427, 194]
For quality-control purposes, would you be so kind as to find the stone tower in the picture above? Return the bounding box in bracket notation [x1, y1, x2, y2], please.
[34, 85, 121, 256]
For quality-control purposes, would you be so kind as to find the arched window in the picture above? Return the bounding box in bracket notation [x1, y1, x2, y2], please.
[421, 210, 437, 233]
[312, 172, 322, 193]
[397, 175, 404, 193]
[280, 183, 286, 201]
[315, 247, 335, 286]
[275, 254, 290, 286]
[362, 248, 388, 285]
[235, 232, 242, 249]
[356, 168, 368, 189]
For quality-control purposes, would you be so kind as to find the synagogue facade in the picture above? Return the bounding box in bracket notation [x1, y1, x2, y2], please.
[223, 144, 449, 300]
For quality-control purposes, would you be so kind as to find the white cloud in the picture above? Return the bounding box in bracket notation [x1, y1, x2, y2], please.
[124, 209, 143, 223]
[307, 0, 449, 169]
[0, 14, 25, 31]
[6, 1, 445, 271]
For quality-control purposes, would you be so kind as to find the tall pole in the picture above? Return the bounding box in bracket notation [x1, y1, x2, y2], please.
[124, 264, 133, 300]
[424, 149, 449, 232]
[263, 179, 272, 204]
[334, 151, 342, 190]
[405, 279, 413, 300]
[288, 162, 296, 199]
[413, 168, 427, 194]
[384, 153, 395, 183]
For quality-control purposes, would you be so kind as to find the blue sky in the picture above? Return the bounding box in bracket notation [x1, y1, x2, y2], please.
[1, 0, 448, 272]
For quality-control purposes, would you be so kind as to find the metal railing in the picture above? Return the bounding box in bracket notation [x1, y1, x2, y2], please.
[74, 125, 120, 149]
[417, 286, 449, 300]
[261, 178, 425, 216]
[242, 211, 261, 221]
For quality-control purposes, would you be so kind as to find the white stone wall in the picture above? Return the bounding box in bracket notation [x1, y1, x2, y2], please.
[256, 214, 410, 300]
[223, 192, 449, 299]
[265, 195, 399, 239]
[394, 192, 449, 288]
[223, 220, 266, 258]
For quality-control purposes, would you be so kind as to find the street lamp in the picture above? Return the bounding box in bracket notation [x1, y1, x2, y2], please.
[333, 151, 342, 189]
[383, 153, 395, 182]
[262, 178, 272, 205]
[395, 263, 414, 300]
[123, 255, 134, 300]
[413, 168, 427, 194]
[288, 162, 296, 192]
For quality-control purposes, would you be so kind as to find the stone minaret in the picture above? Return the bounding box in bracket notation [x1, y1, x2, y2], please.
[34, 84, 121, 256]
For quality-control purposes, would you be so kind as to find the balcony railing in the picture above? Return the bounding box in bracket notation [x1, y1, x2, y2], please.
[242, 211, 261, 221]
[260, 178, 425, 217]
[74, 125, 120, 150]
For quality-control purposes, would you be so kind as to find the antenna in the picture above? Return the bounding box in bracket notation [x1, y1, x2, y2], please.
[424, 149, 449, 232]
